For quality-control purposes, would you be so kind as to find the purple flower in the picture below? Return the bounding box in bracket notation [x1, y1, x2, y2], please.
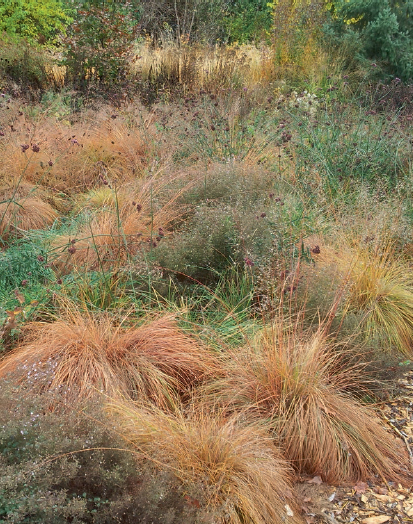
[244, 257, 254, 267]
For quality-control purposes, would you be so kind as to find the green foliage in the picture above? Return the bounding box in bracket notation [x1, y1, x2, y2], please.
[0, 241, 53, 295]
[61, 1, 140, 88]
[326, 0, 413, 80]
[224, 0, 272, 43]
[0, 0, 71, 45]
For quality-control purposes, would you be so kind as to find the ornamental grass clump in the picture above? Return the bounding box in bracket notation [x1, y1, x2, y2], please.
[108, 401, 302, 524]
[206, 321, 409, 484]
[306, 240, 413, 355]
[0, 197, 58, 240]
[342, 243, 413, 356]
[0, 307, 216, 407]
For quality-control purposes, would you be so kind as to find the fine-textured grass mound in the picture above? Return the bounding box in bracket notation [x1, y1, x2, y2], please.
[0, 307, 216, 406]
[206, 322, 410, 484]
[108, 401, 302, 524]
[305, 240, 413, 355]
[343, 243, 413, 355]
[0, 197, 58, 240]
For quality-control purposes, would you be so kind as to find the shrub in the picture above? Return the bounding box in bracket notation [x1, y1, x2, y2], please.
[325, 0, 413, 81]
[108, 401, 302, 524]
[0, 383, 152, 523]
[0, 34, 56, 94]
[61, 1, 139, 89]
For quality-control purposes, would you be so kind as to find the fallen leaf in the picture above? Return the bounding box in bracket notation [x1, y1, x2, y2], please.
[184, 495, 200, 508]
[285, 504, 294, 517]
[307, 476, 323, 485]
[361, 516, 390, 524]
[354, 481, 368, 494]
[14, 288, 25, 305]
[373, 487, 388, 495]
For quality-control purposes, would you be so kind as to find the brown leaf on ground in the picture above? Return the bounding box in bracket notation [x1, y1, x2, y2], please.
[353, 481, 368, 494]
[308, 476, 323, 485]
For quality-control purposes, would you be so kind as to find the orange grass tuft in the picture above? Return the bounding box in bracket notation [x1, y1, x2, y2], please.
[206, 322, 410, 484]
[0, 309, 216, 406]
[0, 196, 59, 239]
[107, 401, 302, 524]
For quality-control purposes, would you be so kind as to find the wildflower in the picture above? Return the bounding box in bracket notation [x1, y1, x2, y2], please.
[21, 144, 30, 152]
[21, 280, 29, 287]
[48, 160, 53, 166]
[136, 204, 142, 212]
[68, 246, 76, 255]
[244, 257, 254, 267]
[56, 279, 63, 285]
[32, 144, 40, 153]
[37, 255, 45, 262]
[260, 212, 266, 218]
[312, 245, 321, 254]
